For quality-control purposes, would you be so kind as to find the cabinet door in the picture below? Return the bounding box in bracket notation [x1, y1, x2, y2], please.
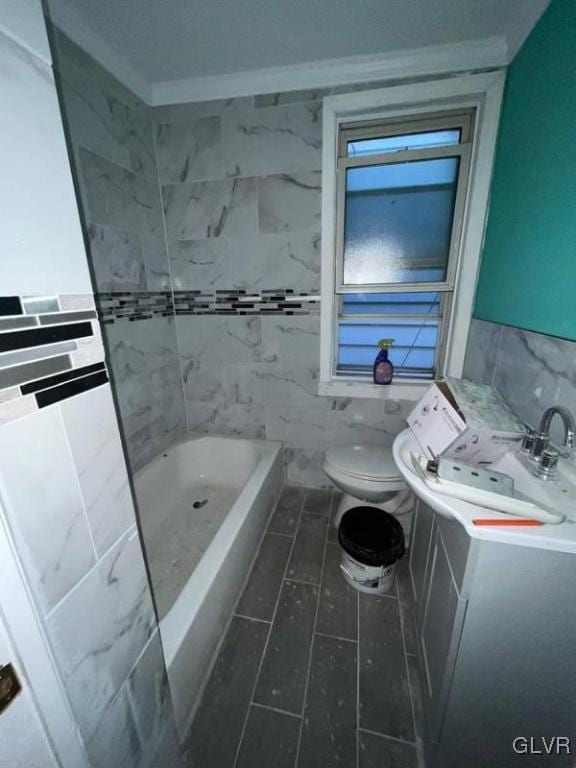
[420, 529, 467, 742]
[409, 501, 435, 614]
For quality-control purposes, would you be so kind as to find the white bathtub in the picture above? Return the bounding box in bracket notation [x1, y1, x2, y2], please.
[135, 434, 283, 738]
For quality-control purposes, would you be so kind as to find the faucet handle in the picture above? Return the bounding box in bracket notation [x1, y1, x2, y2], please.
[541, 449, 559, 471]
[520, 429, 536, 455]
[535, 448, 560, 480]
[531, 432, 550, 458]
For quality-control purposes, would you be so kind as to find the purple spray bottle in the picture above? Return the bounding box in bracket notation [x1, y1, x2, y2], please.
[373, 338, 394, 385]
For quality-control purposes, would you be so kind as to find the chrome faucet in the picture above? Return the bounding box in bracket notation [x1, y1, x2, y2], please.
[537, 406, 576, 453]
[520, 405, 576, 479]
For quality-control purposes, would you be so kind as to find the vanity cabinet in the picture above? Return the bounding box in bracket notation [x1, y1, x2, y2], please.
[408, 501, 576, 768]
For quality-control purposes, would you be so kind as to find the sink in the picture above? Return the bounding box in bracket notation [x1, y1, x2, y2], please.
[393, 429, 576, 551]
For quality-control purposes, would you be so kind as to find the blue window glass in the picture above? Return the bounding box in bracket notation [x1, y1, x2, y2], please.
[337, 319, 439, 378]
[347, 129, 461, 157]
[343, 157, 459, 285]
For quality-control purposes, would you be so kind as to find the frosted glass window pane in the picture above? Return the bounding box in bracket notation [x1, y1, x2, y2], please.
[343, 157, 459, 285]
[347, 130, 461, 157]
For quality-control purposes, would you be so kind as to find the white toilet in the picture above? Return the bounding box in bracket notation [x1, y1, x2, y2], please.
[323, 444, 413, 533]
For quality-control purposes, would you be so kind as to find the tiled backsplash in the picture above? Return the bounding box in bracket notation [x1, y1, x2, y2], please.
[463, 318, 576, 444]
[0, 293, 107, 424]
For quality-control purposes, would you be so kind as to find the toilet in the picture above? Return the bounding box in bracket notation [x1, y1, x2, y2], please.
[323, 444, 413, 534]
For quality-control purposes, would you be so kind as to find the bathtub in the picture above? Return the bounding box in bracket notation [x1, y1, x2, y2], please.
[134, 434, 283, 738]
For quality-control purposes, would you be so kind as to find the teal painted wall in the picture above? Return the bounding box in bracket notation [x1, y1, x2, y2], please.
[474, 0, 576, 340]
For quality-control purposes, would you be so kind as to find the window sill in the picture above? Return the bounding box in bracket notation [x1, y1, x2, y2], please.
[318, 378, 428, 401]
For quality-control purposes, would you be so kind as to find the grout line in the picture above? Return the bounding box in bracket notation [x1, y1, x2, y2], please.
[234, 613, 271, 624]
[358, 726, 417, 747]
[231, 488, 306, 768]
[251, 701, 303, 719]
[293, 489, 331, 767]
[44, 521, 139, 620]
[150, 113, 189, 434]
[371, 587, 398, 601]
[314, 630, 357, 645]
[396, 571, 420, 757]
[55, 403, 100, 562]
[265, 530, 295, 539]
[182, 482, 284, 745]
[284, 576, 321, 587]
[407, 662, 428, 768]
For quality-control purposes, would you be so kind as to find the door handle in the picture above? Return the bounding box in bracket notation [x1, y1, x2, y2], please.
[0, 664, 22, 714]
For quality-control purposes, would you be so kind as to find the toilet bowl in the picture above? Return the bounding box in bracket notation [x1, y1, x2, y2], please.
[323, 444, 413, 531]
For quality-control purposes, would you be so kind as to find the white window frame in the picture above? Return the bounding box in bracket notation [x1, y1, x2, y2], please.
[319, 71, 505, 399]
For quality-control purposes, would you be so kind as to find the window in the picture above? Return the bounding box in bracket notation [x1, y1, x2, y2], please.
[336, 111, 472, 381]
[320, 74, 505, 397]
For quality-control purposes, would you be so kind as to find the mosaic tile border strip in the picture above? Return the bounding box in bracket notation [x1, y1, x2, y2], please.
[174, 289, 321, 316]
[96, 291, 174, 324]
[95, 290, 321, 323]
[0, 294, 107, 426]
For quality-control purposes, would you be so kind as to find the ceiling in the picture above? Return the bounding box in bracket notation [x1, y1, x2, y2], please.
[48, 0, 549, 88]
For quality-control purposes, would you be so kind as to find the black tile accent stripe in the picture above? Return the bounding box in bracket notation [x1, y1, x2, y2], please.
[0, 297, 23, 316]
[0, 322, 93, 353]
[35, 370, 108, 408]
[173, 289, 321, 316]
[21, 362, 105, 395]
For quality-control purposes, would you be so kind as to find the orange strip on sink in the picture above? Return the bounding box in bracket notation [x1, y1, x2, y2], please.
[472, 518, 543, 527]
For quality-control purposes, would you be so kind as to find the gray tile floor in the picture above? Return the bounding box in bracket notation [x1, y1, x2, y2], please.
[185, 486, 426, 768]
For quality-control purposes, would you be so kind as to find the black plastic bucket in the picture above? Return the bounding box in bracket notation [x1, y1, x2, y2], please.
[338, 506, 405, 594]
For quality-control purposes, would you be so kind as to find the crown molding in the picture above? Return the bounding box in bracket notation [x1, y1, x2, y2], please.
[44, 0, 150, 101]
[149, 36, 509, 106]
[33, 6, 510, 111]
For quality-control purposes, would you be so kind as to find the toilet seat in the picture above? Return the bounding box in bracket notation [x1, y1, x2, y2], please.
[324, 444, 403, 483]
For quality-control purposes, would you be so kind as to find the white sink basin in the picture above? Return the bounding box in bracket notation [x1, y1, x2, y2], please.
[393, 429, 576, 553]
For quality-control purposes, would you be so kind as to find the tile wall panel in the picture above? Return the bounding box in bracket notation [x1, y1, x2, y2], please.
[0, 22, 183, 768]
[53, 30, 187, 473]
[152, 93, 415, 487]
[45, 526, 155, 741]
[0, 406, 96, 612]
[0, 290, 182, 763]
[464, 318, 576, 445]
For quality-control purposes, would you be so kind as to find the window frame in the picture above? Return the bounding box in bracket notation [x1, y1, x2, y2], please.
[334, 111, 472, 382]
[319, 72, 505, 399]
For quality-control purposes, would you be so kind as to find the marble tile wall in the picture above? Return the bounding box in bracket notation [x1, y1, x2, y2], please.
[52, 29, 186, 472]
[0, 377, 182, 768]
[153, 91, 415, 486]
[0, 13, 181, 768]
[463, 318, 576, 444]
